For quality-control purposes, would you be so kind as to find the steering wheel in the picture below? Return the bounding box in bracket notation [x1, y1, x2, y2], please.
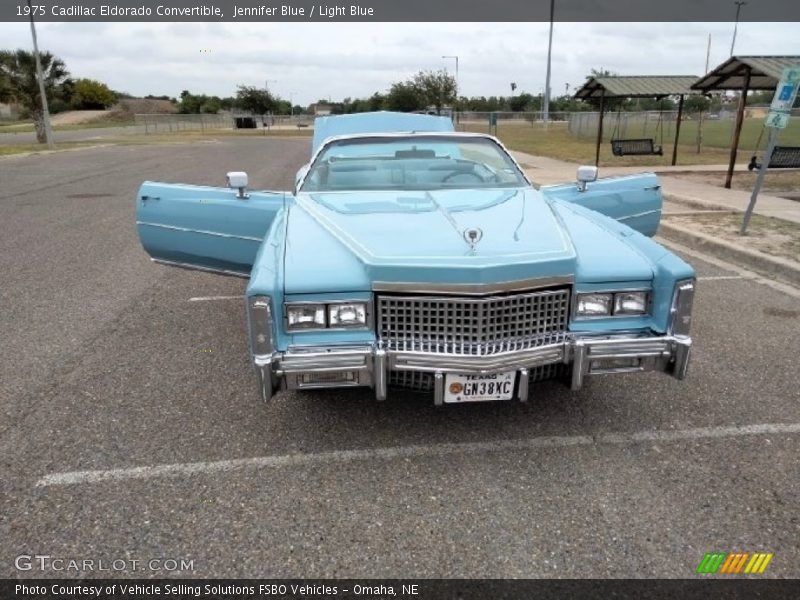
[442, 170, 485, 184]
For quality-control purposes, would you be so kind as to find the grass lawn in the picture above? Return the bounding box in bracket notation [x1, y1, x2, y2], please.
[0, 128, 314, 156]
[458, 121, 734, 167]
[0, 141, 120, 156]
[664, 212, 800, 262]
[0, 116, 136, 133]
[458, 117, 800, 168]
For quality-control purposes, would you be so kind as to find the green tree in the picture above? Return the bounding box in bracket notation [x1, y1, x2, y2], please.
[411, 69, 457, 114]
[200, 96, 222, 114]
[0, 49, 69, 143]
[235, 85, 277, 114]
[508, 92, 535, 112]
[684, 94, 711, 114]
[70, 78, 116, 109]
[386, 81, 425, 112]
[178, 90, 203, 113]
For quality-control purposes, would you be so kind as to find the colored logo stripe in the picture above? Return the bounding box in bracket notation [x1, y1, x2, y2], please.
[744, 553, 774, 574]
[719, 553, 749, 574]
[697, 553, 726, 574]
[698, 552, 773, 574]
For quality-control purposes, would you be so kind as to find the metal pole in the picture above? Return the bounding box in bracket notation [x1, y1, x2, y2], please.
[543, 0, 555, 124]
[725, 66, 750, 189]
[697, 33, 712, 153]
[741, 128, 776, 234]
[27, 0, 54, 149]
[442, 55, 459, 115]
[730, 1, 747, 57]
[595, 90, 605, 167]
[672, 94, 685, 166]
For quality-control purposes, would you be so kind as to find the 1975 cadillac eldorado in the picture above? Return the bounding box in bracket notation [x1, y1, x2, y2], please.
[136, 111, 694, 405]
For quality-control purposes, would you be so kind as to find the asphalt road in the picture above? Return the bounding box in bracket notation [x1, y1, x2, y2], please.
[1, 138, 799, 579]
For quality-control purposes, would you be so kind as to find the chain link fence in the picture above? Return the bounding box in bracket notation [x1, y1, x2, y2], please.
[131, 110, 799, 154]
[134, 112, 314, 134]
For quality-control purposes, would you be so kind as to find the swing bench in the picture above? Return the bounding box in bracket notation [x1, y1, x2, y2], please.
[611, 138, 663, 156]
[748, 146, 800, 171]
[609, 102, 664, 157]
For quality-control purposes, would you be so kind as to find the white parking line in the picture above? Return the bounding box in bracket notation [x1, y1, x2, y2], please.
[35, 422, 800, 488]
[188, 295, 242, 302]
[697, 275, 745, 281]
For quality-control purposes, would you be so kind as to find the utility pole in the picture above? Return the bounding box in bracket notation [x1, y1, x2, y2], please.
[27, 0, 54, 149]
[543, 0, 555, 124]
[442, 55, 459, 116]
[730, 1, 746, 57]
[697, 33, 712, 153]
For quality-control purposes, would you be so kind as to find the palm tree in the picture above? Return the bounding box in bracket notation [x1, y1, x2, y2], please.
[0, 49, 69, 143]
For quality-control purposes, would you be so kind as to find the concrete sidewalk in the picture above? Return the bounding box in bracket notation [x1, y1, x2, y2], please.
[511, 150, 800, 225]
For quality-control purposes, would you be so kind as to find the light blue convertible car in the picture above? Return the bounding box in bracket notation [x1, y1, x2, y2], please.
[136, 112, 694, 405]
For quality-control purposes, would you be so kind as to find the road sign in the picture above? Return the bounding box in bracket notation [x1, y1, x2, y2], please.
[770, 67, 800, 112]
[743, 65, 800, 234]
[765, 110, 791, 129]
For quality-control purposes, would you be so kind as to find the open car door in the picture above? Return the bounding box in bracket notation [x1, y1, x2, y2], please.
[136, 181, 285, 276]
[540, 173, 662, 237]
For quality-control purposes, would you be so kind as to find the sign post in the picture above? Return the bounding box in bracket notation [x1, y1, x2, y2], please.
[741, 66, 800, 234]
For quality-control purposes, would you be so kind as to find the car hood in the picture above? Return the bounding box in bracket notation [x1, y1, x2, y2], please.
[282, 188, 653, 292]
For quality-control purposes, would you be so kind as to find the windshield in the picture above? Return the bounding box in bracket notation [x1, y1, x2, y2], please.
[300, 135, 528, 192]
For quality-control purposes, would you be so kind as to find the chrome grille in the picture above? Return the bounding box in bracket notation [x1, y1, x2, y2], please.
[387, 364, 570, 392]
[377, 288, 570, 355]
[389, 370, 434, 392]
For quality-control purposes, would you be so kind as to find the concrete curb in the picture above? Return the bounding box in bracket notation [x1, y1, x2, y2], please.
[662, 192, 738, 213]
[658, 221, 800, 287]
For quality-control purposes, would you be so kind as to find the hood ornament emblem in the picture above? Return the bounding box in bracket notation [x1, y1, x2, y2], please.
[463, 227, 483, 251]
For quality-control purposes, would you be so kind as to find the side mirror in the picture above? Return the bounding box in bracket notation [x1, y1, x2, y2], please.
[293, 164, 310, 195]
[576, 165, 598, 192]
[226, 171, 249, 199]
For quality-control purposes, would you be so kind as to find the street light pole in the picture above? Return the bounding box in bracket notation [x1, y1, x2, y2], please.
[543, 0, 555, 124]
[27, 0, 54, 149]
[442, 55, 459, 115]
[730, 1, 746, 57]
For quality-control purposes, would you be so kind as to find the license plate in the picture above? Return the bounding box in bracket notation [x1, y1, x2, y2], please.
[444, 371, 516, 403]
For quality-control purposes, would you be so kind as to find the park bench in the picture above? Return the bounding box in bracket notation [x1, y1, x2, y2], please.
[610, 138, 663, 157]
[747, 146, 800, 171]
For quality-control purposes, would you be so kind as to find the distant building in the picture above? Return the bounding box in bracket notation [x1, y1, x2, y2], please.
[309, 103, 333, 116]
[0, 102, 20, 120]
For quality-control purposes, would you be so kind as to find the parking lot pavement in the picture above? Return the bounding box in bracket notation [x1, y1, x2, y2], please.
[2, 139, 799, 578]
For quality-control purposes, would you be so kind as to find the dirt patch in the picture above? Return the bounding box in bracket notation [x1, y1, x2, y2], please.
[668, 170, 800, 201]
[111, 98, 176, 120]
[50, 110, 109, 125]
[663, 213, 800, 262]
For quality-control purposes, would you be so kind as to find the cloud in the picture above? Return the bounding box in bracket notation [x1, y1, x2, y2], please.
[0, 21, 796, 103]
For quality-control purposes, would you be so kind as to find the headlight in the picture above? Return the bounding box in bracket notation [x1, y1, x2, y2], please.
[576, 293, 612, 317]
[613, 291, 648, 315]
[286, 304, 325, 330]
[575, 290, 650, 318]
[328, 302, 367, 328]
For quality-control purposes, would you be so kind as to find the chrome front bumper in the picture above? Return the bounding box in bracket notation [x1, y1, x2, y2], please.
[253, 332, 692, 404]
